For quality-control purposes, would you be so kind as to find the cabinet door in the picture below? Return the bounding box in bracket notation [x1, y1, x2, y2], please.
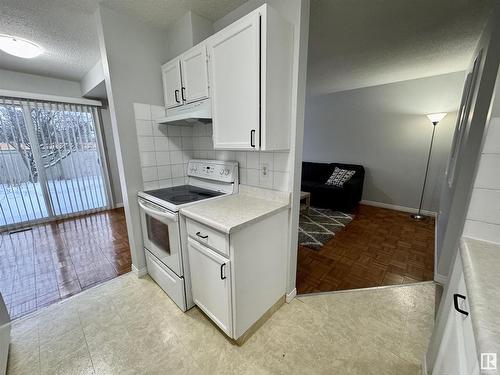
[432, 273, 479, 375]
[207, 11, 261, 150]
[162, 59, 183, 109]
[187, 238, 232, 337]
[180, 45, 209, 104]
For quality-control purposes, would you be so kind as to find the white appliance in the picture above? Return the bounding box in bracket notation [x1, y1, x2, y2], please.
[137, 159, 238, 311]
[155, 99, 211, 126]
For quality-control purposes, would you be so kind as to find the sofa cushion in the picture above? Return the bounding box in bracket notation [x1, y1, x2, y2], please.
[301, 180, 321, 192]
[325, 167, 356, 187]
[302, 162, 336, 183]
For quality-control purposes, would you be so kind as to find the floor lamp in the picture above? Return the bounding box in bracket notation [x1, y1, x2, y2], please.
[411, 112, 447, 220]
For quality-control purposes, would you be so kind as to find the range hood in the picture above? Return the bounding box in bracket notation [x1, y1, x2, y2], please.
[156, 99, 212, 126]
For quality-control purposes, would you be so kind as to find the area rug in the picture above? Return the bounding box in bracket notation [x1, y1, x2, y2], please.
[298, 208, 354, 250]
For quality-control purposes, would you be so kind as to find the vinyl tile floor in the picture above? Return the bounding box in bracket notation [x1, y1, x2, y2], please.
[7, 273, 436, 375]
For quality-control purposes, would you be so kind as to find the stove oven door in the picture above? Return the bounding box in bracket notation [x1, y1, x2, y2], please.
[138, 197, 183, 276]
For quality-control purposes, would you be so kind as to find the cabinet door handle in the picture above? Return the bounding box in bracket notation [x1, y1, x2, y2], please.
[250, 129, 256, 148]
[174, 89, 180, 103]
[181, 87, 186, 101]
[220, 263, 226, 280]
[453, 294, 469, 316]
[195, 231, 208, 239]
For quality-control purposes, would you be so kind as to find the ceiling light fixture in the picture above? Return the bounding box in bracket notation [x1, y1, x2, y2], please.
[0, 35, 42, 58]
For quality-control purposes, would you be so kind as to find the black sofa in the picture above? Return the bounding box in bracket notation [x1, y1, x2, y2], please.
[301, 162, 365, 212]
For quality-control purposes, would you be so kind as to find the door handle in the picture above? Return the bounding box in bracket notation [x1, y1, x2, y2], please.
[220, 263, 226, 280]
[196, 231, 208, 239]
[250, 129, 256, 148]
[453, 294, 469, 316]
[174, 89, 180, 103]
[181, 87, 186, 101]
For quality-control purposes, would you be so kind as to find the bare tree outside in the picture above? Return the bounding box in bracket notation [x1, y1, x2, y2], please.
[0, 104, 95, 183]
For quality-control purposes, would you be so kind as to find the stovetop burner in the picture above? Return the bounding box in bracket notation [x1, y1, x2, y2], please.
[143, 185, 224, 205]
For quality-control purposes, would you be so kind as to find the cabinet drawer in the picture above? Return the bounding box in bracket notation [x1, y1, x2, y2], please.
[145, 250, 186, 311]
[186, 218, 229, 256]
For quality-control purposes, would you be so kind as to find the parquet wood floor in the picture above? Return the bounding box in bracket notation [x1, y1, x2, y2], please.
[0, 208, 131, 319]
[296, 204, 435, 294]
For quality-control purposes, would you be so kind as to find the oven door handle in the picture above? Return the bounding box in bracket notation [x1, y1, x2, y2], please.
[138, 199, 178, 222]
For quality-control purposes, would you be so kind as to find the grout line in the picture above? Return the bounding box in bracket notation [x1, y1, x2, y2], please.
[297, 281, 436, 298]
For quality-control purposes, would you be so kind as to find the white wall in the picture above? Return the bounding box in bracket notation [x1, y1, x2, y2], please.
[80, 60, 105, 97]
[100, 108, 122, 205]
[96, 5, 169, 274]
[165, 11, 214, 61]
[0, 68, 82, 97]
[303, 72, 465, 212]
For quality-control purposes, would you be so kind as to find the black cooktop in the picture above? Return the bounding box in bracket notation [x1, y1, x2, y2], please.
[144, 185, 223, 205]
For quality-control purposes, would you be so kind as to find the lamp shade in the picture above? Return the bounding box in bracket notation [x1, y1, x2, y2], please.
[426, 113, 447, 124]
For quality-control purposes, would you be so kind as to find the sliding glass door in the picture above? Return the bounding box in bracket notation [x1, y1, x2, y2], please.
[0, 97, 111, 229]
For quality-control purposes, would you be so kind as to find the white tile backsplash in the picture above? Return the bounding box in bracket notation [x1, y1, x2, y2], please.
[135, 103, 194, 189]
[140, 152, 156, 167]
[464, 219, 500, 244]
[155, 151, 171, 166]
[141, 166, 158, 182]
[483, 118, 500, 153]
[138, 136, 155, 152]
[135, 104, 292, 192]
[151, 105, 166, 120]
[475, 154, 500, 189]
[136, 120, 153, 137]
[465, 116, 500, 244]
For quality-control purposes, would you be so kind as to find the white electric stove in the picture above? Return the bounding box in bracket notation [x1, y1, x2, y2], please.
[137, 160, 238, 311]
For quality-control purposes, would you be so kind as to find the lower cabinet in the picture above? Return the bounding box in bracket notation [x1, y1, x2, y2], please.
[187, 238, 233, 336]
[431, 253, 479, 375]
[185, 209, 288, 341]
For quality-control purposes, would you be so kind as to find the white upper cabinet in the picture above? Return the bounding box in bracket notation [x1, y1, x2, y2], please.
[162, 59, 183, 109]
[180, 45, 209, 104]
[162, 45, 209, 109]
[207, 4, 293, 151]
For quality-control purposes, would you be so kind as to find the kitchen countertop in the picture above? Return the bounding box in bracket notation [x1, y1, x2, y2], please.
[180, 185, 290, 234]
[460, 237, 500, 361]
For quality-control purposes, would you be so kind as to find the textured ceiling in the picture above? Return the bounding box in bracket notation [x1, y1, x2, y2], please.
[0, 0, 247, 82]
[307, 0, 494, 95]
[0, 0, 494, 88]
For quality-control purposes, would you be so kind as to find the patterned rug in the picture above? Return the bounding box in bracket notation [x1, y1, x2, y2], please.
[298, 208, 354, 250]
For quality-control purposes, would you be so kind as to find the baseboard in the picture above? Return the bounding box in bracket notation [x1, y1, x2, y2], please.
[114, 202, 124, 208]
[421, 353, 429, 375]
[361, 200, 437, 217]
[286, 288, 297, 303]
[132, 265, 148, 278]
[434, 272, 448, 285]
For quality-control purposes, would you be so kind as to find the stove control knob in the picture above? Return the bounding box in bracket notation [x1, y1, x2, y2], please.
[224, 169, 230, 175]
[220, 169, 224, 175]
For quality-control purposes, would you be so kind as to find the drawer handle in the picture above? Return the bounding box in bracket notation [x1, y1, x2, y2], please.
[220, 263, 226, 280]
[174, 89, 180, 103]
[196, 231, 208, 239]
[453, 294, 469, 316]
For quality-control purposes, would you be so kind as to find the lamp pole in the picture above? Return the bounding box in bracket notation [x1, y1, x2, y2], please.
[411, 118, 440, 220]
